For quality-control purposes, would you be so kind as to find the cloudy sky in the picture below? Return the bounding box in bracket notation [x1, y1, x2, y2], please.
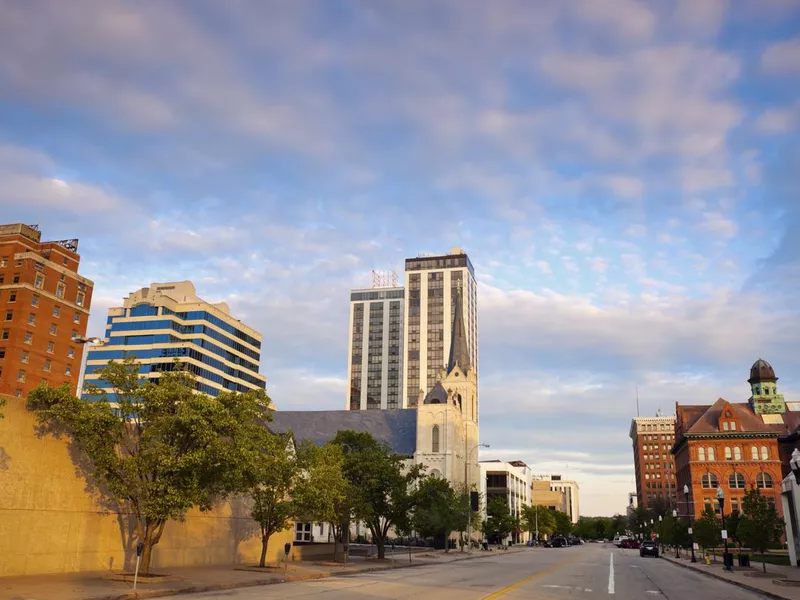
[2, 0, 799, 516]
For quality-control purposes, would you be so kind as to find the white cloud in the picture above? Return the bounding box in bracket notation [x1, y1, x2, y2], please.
[696, 211, 738, 238]
[562, 256, 580, 274]
[625, 224, 647, 237]
[755, 105, 799, 134]
[600, 175, 645, 200]
[762, 34, 800, 74]
[672, 0, 729, 36]
[680, 165, 735, 192]
[535, 260, 553, 275]
[586, 256, 608, 273]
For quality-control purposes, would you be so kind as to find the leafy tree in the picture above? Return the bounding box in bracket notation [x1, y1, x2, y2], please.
[594, 518, 610, 540]
[246, 434, 297, 567]
[484, 496, 517, 542]
[726, 510, 741, 550]
[693, 505, 722, 553]
[412, 476, 466, 551]
[332, 430, 422, 559]
[0, 395, 6, 419]
[551, 508, 572, 535]
[738, 487, 786, 573]
[27, 358, 273, 574]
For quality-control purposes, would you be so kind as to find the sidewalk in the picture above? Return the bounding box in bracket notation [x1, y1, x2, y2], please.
[661, 551, 800, 600]
[0, 547, 527, 600]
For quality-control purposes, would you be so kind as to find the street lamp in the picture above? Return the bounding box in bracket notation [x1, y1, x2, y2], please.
[466, 443, 489, 553]
[658, 515, 663, 552]
[72, 336, 105, 398]
[684, 484, 697, 563]
[672, 510, 681, 558]
[717, 487, 732, 571]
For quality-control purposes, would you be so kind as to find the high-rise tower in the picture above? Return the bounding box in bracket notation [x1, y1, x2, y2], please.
[403, 247, 477, 409]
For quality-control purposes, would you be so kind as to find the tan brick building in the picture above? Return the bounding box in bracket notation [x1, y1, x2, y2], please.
[0, 224, 94, 397]
[630, 414, 677, 510]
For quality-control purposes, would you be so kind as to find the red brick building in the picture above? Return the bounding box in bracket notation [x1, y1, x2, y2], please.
[673, 360, 793, 520]
[630, 414, 677, 510]
[0, 223, 94, 397]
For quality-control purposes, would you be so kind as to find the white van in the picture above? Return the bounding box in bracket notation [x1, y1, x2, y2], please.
[612, 535, 629, 547]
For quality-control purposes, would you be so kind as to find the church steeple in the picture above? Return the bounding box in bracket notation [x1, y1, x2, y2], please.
[447, 284, 471, 375]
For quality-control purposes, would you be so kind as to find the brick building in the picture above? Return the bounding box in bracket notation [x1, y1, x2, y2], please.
[0, 224, 94, 397]
[630, 414, 677, 510]
[673, 360, 795, 520]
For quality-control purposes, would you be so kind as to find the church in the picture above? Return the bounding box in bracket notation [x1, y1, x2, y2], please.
[270, 287, 480, 494]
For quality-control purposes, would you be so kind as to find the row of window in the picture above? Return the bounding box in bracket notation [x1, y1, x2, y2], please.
[15, 363, 73, 381]
[0, 270, 85, 306]
[2, 326, 78, 343]
[700, 472, 774, 489]
[697, 445, 770, 461]
[641, 423, 673, 432]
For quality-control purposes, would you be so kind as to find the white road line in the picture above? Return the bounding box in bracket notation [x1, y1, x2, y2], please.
[608, 552, 615, 595]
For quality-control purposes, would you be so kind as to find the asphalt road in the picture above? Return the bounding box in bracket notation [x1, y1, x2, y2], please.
[188, 543, 770, 599]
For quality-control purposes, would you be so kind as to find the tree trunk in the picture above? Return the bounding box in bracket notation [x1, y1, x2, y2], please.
[138, 519, 167, 575]
[376, 536, 385, 559]
[762, 553, 767, 573]
[259, 531, 271, 568]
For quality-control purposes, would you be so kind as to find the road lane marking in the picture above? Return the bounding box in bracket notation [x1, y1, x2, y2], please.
[481, 556, 577, 599]
[608, 552, 615, 595]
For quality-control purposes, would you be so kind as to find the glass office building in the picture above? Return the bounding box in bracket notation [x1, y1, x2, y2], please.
[83, 281, 266, 401]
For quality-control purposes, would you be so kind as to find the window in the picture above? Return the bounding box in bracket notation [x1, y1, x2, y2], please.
[731, 422, 737, 431]
[17, 370, 25, 382]
[0, 257, 6, 267]
[46, 342, 54, 353]
[4, 311, 12, 321]
[725, 447, 732, 460]
[56, 283, 64, 298]
[43, 359, 51, 372]
[31, 295, 39, 307]
[723, 422, 729, 431]
[49, 324, 57, 335]
[701, 473, 719, 488]
[35, 274, 44, 289]
[53, 306, 60, 318]
[731, 498, 740, 514]
[294, 522, 312, 542]
[12, 274, 20, 284]
[729, 473, 745, 489]
[751, 446, 759, 460]
[27, 313, 35, 325]
[65, 364, 72, 376]
[708, 447, 715, 461]
[756, 473, 774, 489]
[14, 390, 21, 398]
[8, 291, 15, 302]
[761, 446, 769, 461]
[76, 292, 85, 307]
[432, 425, 440, 453]
[734, 447, 742, 460]
[698, 447, 706, 461]
[1, 329, 8, 340]
[20, 351, 28, 363]
[67, 347, 74, 359]
[0, 349, 5, 359]
[24, 332, 32, 344]
[73, 313, 80, 324]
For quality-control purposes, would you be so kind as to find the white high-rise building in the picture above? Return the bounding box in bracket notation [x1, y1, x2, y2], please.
[547, 476, 580, 524]
[346, 286, 404, 410]
[403, 247, 478, 409]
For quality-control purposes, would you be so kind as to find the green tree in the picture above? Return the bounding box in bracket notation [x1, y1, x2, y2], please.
[550, 509, 572, 535]
[0, 395, 6, 419]
[246, 434, 297, 567]
[332, 430, 422, 559]
[693, 506, 722, 554]
[726, 509, 741, 550]
[738, 487, 786, 573]
[412, 476, 466, 551]
[27, 358, 273, 574]
[484, 497, 517, 542]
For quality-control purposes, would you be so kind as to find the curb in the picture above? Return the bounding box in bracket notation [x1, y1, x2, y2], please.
[660, 556, 790, 600]
[82, 549, 528, 600]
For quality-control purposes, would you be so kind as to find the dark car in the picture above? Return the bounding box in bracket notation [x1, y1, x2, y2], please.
[640, 541, 659, 557]
[551, 537, 568, 548]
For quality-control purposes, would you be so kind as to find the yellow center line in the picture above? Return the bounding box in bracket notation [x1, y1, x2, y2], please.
[481, 554, 579, 599]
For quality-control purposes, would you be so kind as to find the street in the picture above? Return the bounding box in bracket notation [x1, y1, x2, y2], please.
[186, 543, 769, 599]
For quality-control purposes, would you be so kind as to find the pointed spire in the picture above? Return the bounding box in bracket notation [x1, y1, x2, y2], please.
[447, 283, 471, 375]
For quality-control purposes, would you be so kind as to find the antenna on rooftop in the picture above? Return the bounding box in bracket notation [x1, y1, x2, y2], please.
[636, 386, 640, 417]
[372, 270, 398, 288]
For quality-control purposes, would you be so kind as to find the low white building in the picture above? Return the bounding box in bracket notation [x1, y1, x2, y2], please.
[480, 460, 533, 545]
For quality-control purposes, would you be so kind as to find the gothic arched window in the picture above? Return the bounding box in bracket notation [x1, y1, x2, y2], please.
[432, 425, 440, 453]
[751, 446, 759, 460]
[729, 473, 745, 489]
[724, 447, 732, 460]
[701, 473, 719, 488]
[708, 447, 715, 461]
[734, 447, 742, 460]
[756, 473, 774, 489]
[761, 446, 769, 461]
[698, 447, 706, 461]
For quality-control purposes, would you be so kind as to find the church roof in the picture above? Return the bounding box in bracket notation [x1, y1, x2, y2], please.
[447, 287, 471, 375]
[423, 381, 449, 404]
[268, 409, 418, 456]
[680, 398, 786, 435]
[749, 358, 778, 383]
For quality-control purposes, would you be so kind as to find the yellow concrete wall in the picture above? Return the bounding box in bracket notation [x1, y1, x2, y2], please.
[0, 395, 293, 576]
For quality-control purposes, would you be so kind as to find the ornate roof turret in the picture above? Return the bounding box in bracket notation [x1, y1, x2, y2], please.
[447, 285, 471, 375]
[749, 358, 777, 384]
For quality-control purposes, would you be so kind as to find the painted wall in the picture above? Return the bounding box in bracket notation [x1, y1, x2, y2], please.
[0, 394, 293, 577]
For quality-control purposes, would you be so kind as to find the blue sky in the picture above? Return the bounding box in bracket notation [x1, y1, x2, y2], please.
[1, 0, 799, 516]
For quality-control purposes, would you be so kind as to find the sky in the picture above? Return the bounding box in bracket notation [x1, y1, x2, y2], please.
[1, 0, 799, 517]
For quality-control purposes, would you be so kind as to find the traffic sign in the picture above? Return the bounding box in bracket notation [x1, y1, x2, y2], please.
[650, 532, 657, 540]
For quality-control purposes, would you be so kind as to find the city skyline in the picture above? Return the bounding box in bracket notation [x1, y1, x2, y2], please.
[1, 1, 799, 516]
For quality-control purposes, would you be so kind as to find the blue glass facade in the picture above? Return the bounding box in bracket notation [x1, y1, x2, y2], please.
[84, 304, 265, 400]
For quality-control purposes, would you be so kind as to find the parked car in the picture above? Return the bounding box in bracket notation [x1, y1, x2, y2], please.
[639, 541, 658, 557]
[621, 539, 640, 549]
[551, 537, 569, 548]
[612, 535, 629, 547]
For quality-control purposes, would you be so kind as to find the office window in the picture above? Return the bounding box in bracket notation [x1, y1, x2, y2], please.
[76, 292, 85, 307]
[12, 274, 20, 284]
[31, 295, 39, 307]
[4, 311, 12, 321]
[73, 313, 80, 324]
[0, 256, 6, 267]
[47, 342, 54, 353]
[53, 306, 60, 318]
[49, 324, 57, 335]
[35, 274, 44, 289]
[65, 364, 72, 376]
[1, 329, 9, 340]
[0, 349, 5, 360]
[20, 351, 28, 363]
[8, 292, 15, 302]
[56, 283, 65, 298]
[43, 359, 51, 372]
[27, 313, 35, 325]
[17, 370, 25, 382]
[24, 331, 32, 344]
[67, 347, 75, 359]
[14, 390, 21, 397]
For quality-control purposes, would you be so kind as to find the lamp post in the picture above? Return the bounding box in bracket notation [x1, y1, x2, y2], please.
[658, 514, 663, 553]
[71, 336, 105, 398]
[717, 487, 732, 571]
[673, 509, 679, 558]
[684, 484, 696, 563]
[466, 443, 489, 553]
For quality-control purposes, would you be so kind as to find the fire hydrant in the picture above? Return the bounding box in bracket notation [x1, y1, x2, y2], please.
[704, 553, 711, 565]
